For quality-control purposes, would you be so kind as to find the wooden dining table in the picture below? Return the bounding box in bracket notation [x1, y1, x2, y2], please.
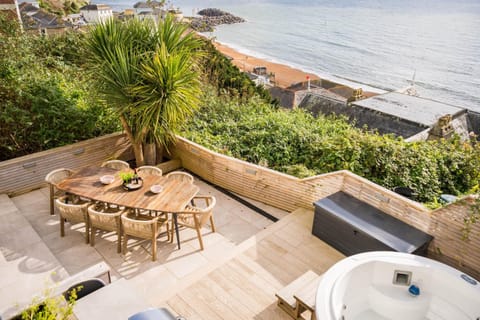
[56, 166, 199, 249]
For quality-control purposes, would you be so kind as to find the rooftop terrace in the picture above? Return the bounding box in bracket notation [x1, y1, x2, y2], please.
[1, 133, 479, 319]
[0, 175, 343, 319]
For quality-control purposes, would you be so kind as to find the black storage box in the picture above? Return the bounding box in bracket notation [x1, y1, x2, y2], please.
[312, 192, 433, 256]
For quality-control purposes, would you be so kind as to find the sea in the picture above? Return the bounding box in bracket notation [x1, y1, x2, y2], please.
[99, 0, 480, 112]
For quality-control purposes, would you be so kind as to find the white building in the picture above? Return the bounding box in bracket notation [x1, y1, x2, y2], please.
[79, 4, 112, 24]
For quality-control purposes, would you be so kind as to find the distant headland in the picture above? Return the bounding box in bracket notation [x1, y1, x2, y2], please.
[189, 8, 245, 32]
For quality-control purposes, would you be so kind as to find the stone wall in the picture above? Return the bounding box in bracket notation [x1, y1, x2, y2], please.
[268, 86, 296, 109]
[299, 93, 347, 117]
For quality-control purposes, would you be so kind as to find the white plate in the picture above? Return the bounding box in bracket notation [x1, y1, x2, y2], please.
[100, 175, 115, 185]
[150, 185, 164, 194]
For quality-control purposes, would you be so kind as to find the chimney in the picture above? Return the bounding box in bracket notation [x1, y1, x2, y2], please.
[428, 114, 454, 140]
[347, 88, 365, 104]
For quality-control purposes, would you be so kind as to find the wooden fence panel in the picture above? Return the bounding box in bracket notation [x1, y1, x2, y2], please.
[428, 198, 480, 279]
[172, 137, 345, 212]
[0, 133, 133, 196]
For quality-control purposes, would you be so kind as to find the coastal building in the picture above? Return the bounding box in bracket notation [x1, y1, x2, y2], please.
[65, 13, 87, 27]
[352, 92, 479, 141]
[300, 90, 479, 141]
[79, 4, 112, 24]
[117, 8, 135, 21]
[19, 1, 68, 34]
[270, 79, 361, 109]
[136, 8, 166, 23]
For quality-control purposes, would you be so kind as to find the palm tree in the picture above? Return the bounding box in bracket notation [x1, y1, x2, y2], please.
[85, 15, 202, 166]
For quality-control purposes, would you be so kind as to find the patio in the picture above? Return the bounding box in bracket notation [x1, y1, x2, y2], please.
[0, 173, 344, 319]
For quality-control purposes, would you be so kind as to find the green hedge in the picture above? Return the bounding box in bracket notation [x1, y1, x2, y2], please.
[0, 31, 120, 160]
[183, 90, 480, 203]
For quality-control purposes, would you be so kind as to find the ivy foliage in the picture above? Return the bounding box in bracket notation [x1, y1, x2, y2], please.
[183, 89, 480, 203]
[0, 31, 120, 161]
[198, 39, 275, 103]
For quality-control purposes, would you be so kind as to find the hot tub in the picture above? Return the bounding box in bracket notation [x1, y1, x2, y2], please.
[315, 251, 480, 320]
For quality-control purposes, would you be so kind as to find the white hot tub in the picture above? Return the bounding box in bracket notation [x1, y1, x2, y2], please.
[315, 251, 480, 320]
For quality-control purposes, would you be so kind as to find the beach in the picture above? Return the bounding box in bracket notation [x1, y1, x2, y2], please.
[212, 40, 381, 98]
[213, 41, 319, 89]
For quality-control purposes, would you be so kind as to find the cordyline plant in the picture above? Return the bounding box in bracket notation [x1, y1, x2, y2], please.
[85, 15, 202, 166]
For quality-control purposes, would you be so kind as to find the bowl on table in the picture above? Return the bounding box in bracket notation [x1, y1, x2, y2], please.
[100, 175, 115, 185]
[150, 185, 164, 194]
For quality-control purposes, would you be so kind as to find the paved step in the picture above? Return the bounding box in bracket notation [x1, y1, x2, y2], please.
[0, 194, 70, 319]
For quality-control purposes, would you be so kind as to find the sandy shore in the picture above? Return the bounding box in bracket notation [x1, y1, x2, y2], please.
[213, 41, 319, 89]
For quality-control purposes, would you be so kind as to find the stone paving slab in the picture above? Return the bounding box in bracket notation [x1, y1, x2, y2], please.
[1, 177, 289, 317]
[0, 195, 69, 318]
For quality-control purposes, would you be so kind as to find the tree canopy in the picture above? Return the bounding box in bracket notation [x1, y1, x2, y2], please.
[85, 15, 202, 165]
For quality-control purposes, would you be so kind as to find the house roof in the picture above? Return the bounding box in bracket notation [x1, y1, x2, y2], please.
[19, 3, 68, 29]
[352, 92, 465, 127]
[19, 2, 37, 12]
[80, 4, 111, 11]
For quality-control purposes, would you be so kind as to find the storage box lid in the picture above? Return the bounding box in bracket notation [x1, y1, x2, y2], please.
[313, 192, 433, 253]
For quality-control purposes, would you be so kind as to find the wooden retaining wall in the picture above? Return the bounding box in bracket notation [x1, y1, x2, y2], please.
[172, 137, 345, 212]
[172, 136, 480, 277]
[0, 133, 133, 196]
[342, 171, 432, 234]
[428, 197, 480, 279]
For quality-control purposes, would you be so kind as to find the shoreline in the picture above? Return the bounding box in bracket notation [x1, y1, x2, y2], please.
[212, 40, 386, 95]
[212, 41, 320, 89]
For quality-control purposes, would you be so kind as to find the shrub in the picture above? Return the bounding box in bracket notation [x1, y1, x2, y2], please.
[0, 31, 119, 160]
[198, 40, 275, 104]
[183, 89, 480, 203]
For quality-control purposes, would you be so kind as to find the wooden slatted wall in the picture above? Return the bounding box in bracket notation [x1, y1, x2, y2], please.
[342, 171, 432, 231]
[172, 136, 480, 277]
[0, 133, 133, 196]
[172, 137, 344, 212]
[428, 198, 480, 279]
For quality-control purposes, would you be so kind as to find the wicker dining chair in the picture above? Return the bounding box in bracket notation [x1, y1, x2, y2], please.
[137, 165, 162, 176]
[172, 196, 216, 251]
[121, 211, 169, 261]
[165, 171, 194, 184]
[88, 204, 124, 253]
[55, 196, 90, 244]
[101, 159, 130, 171]
[45, 168, 74, 215]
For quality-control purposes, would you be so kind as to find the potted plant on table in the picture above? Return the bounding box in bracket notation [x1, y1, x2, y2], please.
[119, 171, 135, 185]
[119, 171, 142, 191]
